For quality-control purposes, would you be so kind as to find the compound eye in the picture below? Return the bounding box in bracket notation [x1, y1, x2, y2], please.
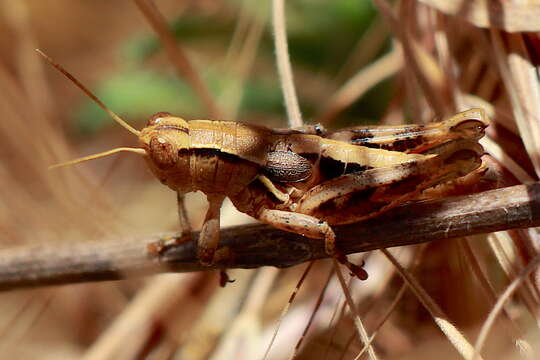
[147, 112, 172, 126]
[148, 136, 178, 170]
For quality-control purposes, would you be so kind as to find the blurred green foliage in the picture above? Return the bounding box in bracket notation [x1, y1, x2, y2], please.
[76, 69, 198, 134]
[75, 0, 391, 135]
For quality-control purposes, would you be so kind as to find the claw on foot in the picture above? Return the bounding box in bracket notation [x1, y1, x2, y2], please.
[147, 238, 167, 256]
[198, 247, 216, 267]
[219, 270, 235, 287]
[336, 253, 368, 280]
[148, 235, 188, 257]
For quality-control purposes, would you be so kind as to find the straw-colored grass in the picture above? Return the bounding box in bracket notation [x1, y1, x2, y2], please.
[0, 0, 539, 359]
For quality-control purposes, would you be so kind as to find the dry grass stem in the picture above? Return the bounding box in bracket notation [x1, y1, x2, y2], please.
[322, 290, 346, 360]
[219, 5, 267, 119]
[481, 137, 533, 183]
[374, 0, 450, 119]
[317, 48, 403, 124]
[210, 268, 279, 359]
[133, 0, 222, 119]
[333, 258, 378, 360]
[178, 270, 256, 359]
[262, 262, 314, 360]
[488, 28, 540, 178]
[272, 0, 303, 127]
[472, 253, 540, 360]
[418, 0, 540, 32]
[381, 248, 481, 360]
[457, 238, 525, 344]
[486, 233, 540, 324]
[83, 273, 214, 360]
[334, 17, 388, 84]
[1, 1, 53, 118]
[354, 284, 408, 360]
[288, 267, 333, 359]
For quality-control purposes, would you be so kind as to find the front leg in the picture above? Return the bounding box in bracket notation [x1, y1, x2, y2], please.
[176, 192, 193, 240]
[198, 194, 226, 266]
[148, 191, 193, 255]
[198, 194, 235, 286]
[257, 209, 368, 280]
[147, 192, 232, 286]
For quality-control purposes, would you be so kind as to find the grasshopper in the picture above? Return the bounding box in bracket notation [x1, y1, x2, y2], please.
[40, 51, 488, 279]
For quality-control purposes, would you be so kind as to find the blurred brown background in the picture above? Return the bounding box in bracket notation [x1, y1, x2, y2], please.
[0, 0, 539, 359]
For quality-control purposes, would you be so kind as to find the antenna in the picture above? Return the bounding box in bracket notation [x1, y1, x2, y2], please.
[36, 49, 141, 137]
[49, 147, 147, 169]
[38, 49, 147, 169]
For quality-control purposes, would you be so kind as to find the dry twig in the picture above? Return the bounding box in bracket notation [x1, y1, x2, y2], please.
[0, 183, 539, 291]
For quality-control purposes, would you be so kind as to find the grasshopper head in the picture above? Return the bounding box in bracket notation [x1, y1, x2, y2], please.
[139, 112, 190, 171]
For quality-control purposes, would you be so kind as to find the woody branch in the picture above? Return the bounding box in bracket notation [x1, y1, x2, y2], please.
[0, 182, 538, 291]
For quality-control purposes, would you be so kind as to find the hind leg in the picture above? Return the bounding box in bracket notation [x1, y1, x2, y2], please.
[257, 209, 368, 280]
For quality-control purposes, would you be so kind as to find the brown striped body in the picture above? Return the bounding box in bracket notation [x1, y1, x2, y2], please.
[136, 109, 488, 270]
[138, 114, 430, 198]
[42, 50, 490, 278]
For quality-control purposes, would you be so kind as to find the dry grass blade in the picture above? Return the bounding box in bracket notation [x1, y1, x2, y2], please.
[272, 0, 303, 127]
[211, 268, 279, 359]
[486, 232, 540, 324]
[220, 5, 267, 120]
[334, 16, 388, 84]
[83, 273, 214, 360]
[288, 267, 333, 359]
[373, 0, 452, 118]
[487, 28, 540, 178]
[506, 34, 540, 175]
[481, 137, 533, 183]
[323, 291, 346, 360]
[178, 270, 255, 359]
[333, 258, 378, 360]
[1, 1, 53, 118]
[317, 48, 403, 125]
[262, 262, 314, 360]
[418, 0, 540, 32]
[457, 238, 525, 344]
[472, 254, 540, 360]
[381, 248, 481, 360]
[353, 284, 408, 360]
[432, 10, 462, 110]
[133, 0, 222, 119]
